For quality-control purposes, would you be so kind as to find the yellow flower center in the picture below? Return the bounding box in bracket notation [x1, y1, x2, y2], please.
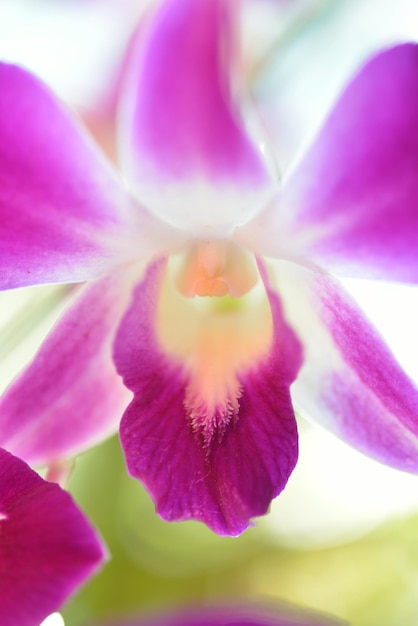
[156, 241, 273, 447]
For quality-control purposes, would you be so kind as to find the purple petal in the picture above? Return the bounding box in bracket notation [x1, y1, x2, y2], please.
[119, 0, 272, 232]
[105, 602, 345, 626]
[0, 448, 105, 626]
[246, 44, 418, 283]
[113, 259, 302, 536]
[0, 62, 141, 290]
[276, 262, 418, 471]
[0, 270, 136, 465]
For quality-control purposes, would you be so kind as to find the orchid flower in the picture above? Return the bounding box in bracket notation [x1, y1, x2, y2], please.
[0, 448, 105, 626]
[102, 602, 345, 626]
[1, 0, 418, 537]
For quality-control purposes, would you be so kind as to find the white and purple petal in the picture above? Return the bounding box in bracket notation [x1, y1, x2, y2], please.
[0, 269, 139, 466]
[118, 0, 273, 233]
[240, 44, 418, 283]
[275, 261, 418, 471]
[113, 259, 302, 536]
[0, 448, 105, 626]
[0, 62, 157, 290]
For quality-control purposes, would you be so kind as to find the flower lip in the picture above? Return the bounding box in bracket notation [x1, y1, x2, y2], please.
[114, 257, 302, 535]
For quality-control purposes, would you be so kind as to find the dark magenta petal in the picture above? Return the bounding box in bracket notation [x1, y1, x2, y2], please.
[113, 260, 302, 536]
[0, 448, 105, 626]
[119, 0, 272, 231]
[276, 262, 418, 471]
[0, 270, 137, 465]
[246, 44, 418, 283]
[0, 62, 140, 290]
[105, 602, 345, 626]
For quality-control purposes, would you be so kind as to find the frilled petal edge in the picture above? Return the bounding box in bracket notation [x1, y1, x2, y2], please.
[0, 268, 140, 466]
[0, 448, 105, 626]
[113, 258, 302, 536]
[274, 260, 418, 471]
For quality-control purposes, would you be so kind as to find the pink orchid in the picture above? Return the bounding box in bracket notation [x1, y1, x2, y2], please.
[0, 448, 105, 626]
[2, 0, 418, 536]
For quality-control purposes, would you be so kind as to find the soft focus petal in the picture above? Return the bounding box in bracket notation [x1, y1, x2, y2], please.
[119, 0, 273, 233]
[105, 602, 346, 626]
[0, 448, 105, 626]
[275, 261, 418, 471]
[0, 62, 145, 290]
[240, 44, 418, 282]
[114, 259, 302, 536]
[0, 269, 138, 465]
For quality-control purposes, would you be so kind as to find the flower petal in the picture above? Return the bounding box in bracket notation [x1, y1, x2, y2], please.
[274, 261, 418, 471]
[113, 259, 302, 536]
[106, 602, 345, 626]
[0, 62, 144, 290]
[0, 448, 105, 626]
[241, 44, 418, 283]
[0, 269, 137, 465]
[118, 0, 272, 233]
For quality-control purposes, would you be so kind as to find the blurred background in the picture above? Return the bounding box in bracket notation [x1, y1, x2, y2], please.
[2, 0, 418, 624]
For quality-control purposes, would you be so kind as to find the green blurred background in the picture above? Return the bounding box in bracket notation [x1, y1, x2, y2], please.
[64, 430, 418, 625]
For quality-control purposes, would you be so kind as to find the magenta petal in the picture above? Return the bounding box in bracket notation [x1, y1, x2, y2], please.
[119, 0, 271, 231]
[279, 263, 418, 471]
[264, 44, 418, 282]
[0, 62, 138, 290]
[107, 602, 345, 626]
[0, 448, 105, 626]
[113, 260, 302, 536]
[0, 271, 135, 465]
